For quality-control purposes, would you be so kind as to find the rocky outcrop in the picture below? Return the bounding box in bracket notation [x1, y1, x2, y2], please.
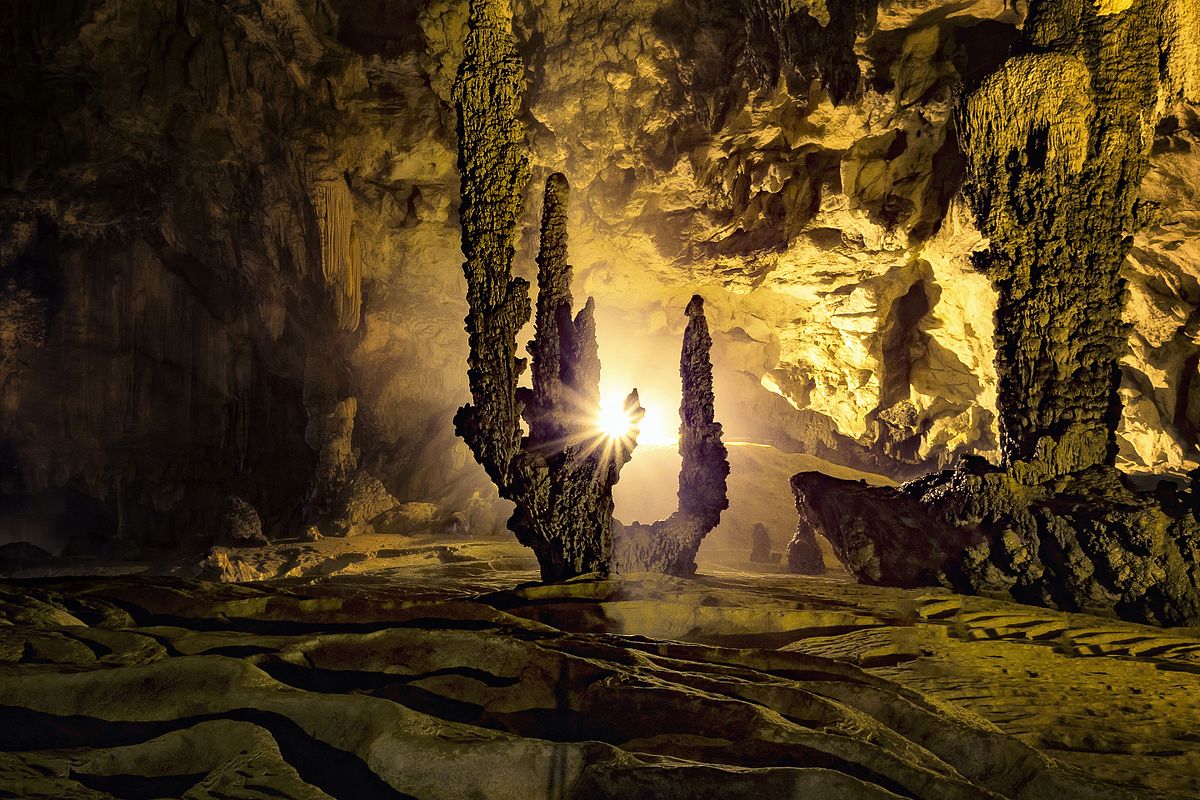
[795, 460, 1200, 626]
[794, 0, 1200, 627]
[785, 514, 826, 575]
[749, 522, 772, 563]
[215, 497, 267, 549]
[613, 296, 730, 576]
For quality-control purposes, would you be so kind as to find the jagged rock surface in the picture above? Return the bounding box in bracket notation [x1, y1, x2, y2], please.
[794, 461, 1200, 626]
[614, 296, 730, 576]
[505, 175, 643, 580]
[794, 0, 1200, 627]
[785, 514, 826, 575]
[215, 497, 267, 549]
[4, 0, 1200, 556]
[453, 3, 642, 582]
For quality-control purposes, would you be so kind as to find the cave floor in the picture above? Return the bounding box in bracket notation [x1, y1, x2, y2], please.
[1, 537, 1198, 799]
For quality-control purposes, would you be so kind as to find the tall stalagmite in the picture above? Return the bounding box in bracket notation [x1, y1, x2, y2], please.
[509, 174, 644, 580]
[452, 0, 642, 580]
[790, 0, 1200, 626]
[614, 296, 730, 576]
[452, 0, 531, 486]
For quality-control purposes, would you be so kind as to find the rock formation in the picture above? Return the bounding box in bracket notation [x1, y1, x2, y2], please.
[785, 515, 825, 575]
[452, 0, 645, 580]
[215, 497, 267, 549]
[3, 0, 1200, 559]
[792, 0, 1200, 627]
[749, 522, 772, 563]
[613, 296, 730, 576]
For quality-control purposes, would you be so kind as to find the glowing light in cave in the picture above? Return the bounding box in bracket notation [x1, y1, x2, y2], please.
[597, 392, 678, 447]
[598, 393, 638, 440]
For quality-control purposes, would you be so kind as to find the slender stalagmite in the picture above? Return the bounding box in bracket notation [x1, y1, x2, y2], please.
[613, 296, 730, 576]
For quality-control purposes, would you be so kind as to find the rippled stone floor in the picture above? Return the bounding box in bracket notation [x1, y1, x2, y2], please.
[1, 537, 1197, 799]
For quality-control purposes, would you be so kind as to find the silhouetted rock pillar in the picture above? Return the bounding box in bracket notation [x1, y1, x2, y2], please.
[677, 296, 730, 530]
[510, 174, 643, 580]
[785, 516, 824, 575]
[749, 522, 772, 563]
[613, 296, 730, 576]
[451, 2, 643, 580]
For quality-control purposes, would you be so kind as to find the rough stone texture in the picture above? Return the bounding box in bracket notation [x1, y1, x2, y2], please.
[453, 5, 641, 582]
[793, 0, 1200, 628]
[504, 175, 642, 580]
[795, 460, 1200, 626]
[785, 514, 826, 575]
[0, 570, 1152, 800]
[452, 0, 532, 487]
[613, 296, 730, 576]
[749, 521, 772, 563]
[3, 0, 1200, 555]
[215, 497, 267, 549]
[328, 470, 399, 536]
[957, 0, 1194, 476]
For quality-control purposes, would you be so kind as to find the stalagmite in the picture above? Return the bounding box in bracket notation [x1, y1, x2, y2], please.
[790, 0, 1200, 626]
[452, 0, 642, 580]
[613, 296, 730, 576]
[507, 173, 644, 580]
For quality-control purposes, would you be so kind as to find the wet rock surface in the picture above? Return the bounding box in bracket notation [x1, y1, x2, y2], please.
[2, 548, 1197, 798]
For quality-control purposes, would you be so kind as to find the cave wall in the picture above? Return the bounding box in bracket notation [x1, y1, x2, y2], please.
[3, 0, 1199, 549]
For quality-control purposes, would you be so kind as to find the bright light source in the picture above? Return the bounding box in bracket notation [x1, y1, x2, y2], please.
[597, 393, 637, 440]
[597, 392, 677, 446]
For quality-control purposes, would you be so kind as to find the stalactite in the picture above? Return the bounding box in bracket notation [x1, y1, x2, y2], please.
[613, 295, 730, 577]
[312, 177, 362, 332]
[740, 0, 879, 103]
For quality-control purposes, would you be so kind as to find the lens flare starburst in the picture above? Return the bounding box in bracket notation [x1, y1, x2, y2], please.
[597, 394, 637, 440]
[595, 392, 675, 447]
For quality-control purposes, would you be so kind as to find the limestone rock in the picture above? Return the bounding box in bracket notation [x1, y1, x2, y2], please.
[785, 516, 826, 575]
[0, 573, 1136, 800]
[193, 548, 268, 583]
[375, 501, 441, 535]
[332, 471, 399, 532]
[216, 497, 267, 548]
[3, 0, 1200, 557]
[793, 459, 1200, 626]
[613, 296, 730, 576]
[0, 542, 53, 574]
[749, 522, 773, 563]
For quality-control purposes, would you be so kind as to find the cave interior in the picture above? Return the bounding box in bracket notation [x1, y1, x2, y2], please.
[2, 0, 1200, 797]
